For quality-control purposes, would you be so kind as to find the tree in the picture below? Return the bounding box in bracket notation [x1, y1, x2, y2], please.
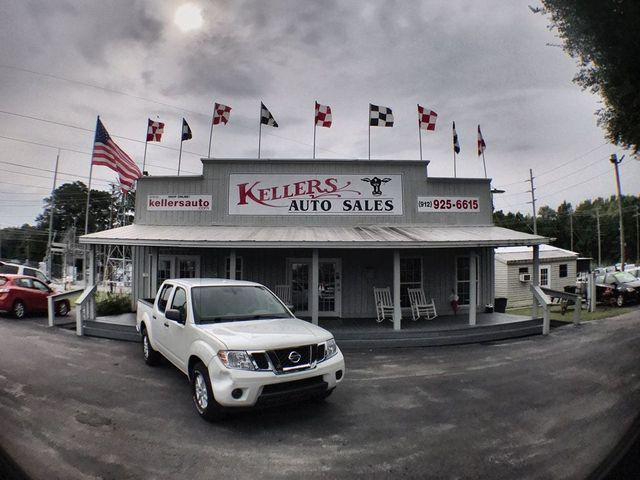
[541, 1, 640, 152]
[36, 181, 119, 234]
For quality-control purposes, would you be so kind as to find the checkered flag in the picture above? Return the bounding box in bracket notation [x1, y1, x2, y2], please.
[418, 105, 437, 131]
[147, 119, 164, 142]
[315, 102, 332, 128]
[369, 104, 394, 127]
[181, 118, 192, 141]
[213, 103, 231, 125]
[260, 102, 279, 127]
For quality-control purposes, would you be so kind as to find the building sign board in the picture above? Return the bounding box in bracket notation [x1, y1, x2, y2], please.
[229, 174, 403, 215]
[147, 195, 212, 211]
[417, 196, 480, 213]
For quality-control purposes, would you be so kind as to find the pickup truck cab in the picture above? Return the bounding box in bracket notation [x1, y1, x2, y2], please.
[137, 278, 345, 420]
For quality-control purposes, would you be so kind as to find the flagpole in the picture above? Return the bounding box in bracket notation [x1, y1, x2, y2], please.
[313, 103, 317, 159]
[368, 104, 371, 161]
[142, 122, 149, 174]
[208, 103, 215, 158]
[83, 116, 99, 286]
[47, 149, 60, 278]
[178, 140, 183, 175]
[258, 108, 262, 159]
[482, 151, 487, 178]
[417, 105, 423, 162]
[453, 151, 457, 178]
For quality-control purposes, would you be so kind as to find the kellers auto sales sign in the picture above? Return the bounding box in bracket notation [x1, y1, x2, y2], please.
[228, 174, 403, 215]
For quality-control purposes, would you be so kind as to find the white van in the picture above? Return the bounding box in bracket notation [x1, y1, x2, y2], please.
[0, 261, 52, 285]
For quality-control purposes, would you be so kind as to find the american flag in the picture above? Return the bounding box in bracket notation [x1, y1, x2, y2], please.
[477, 125, 486, 156]
[315, 102, 332, 128]
[147, 119, 164, 142]
[369, 104, 394, 127]
[260, 102, 278, 127]
[453, 121, 460, 154]
[418, 105, 437, 131]
[213, 103, 231, 125]
[92, 118, 141, 192]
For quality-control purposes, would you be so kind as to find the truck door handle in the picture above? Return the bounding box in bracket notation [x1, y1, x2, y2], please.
[152, 315, 156, 320]
[163, 322, 169, 327]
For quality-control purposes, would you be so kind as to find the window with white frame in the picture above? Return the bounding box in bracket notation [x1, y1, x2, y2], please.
[225, 256, 243, 280]
[400, 257, 422, 308]
[456, 256, 479, 306]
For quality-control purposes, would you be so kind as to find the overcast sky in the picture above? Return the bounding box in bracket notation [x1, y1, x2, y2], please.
[1, 0, 638, 228]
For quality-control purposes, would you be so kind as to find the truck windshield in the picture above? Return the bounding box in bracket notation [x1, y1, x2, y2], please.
[191, 286, 293, 324]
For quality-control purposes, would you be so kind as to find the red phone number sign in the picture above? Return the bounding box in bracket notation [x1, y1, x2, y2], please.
[417, 196, 479, 212]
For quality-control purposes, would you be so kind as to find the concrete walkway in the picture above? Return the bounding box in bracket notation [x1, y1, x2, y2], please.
[0, 310, 639, 479]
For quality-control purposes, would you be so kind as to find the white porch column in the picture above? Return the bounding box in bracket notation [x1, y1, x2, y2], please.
[311, 249, 319, 325]
[393, 250, 401, 331]
[229, 249, 236, 280]
[88, 245, 95, 285]
[532, 244, 540, 318]
[468, 252, 477, 326]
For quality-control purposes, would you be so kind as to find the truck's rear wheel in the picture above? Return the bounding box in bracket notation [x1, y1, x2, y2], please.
[191, 362, 225, 421]
[141, 327, 161, 366]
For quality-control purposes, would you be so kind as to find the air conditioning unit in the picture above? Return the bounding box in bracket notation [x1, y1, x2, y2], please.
[519, 273, 531, 282]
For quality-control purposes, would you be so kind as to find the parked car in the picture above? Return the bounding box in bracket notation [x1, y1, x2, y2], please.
[626, 267, 640, 279]
[0, 274, 69, 318]
[0, 261, 52, 285]
[594, 271, 640, 307]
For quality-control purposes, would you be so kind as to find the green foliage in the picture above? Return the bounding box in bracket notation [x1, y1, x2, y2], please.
[541, 0, 640, 152]
[494, 194, 640, 266]
[95, 292, 133, 316]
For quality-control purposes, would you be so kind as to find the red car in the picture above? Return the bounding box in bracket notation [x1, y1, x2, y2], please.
[0, 274, 70, 318]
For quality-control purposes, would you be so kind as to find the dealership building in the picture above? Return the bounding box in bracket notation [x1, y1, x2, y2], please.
[80, 158, 548, 330]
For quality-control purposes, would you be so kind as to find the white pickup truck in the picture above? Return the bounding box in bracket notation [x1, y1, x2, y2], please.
[136, 278, 345, 420]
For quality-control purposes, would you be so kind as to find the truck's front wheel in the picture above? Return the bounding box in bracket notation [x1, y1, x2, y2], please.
[191, 362, 225, 421]
[141, 327, 161, 366]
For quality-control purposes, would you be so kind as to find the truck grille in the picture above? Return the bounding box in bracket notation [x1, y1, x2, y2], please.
[249, 343, 325, 374]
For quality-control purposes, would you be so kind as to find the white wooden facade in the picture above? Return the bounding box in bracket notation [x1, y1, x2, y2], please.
[82, 158, 548, 329]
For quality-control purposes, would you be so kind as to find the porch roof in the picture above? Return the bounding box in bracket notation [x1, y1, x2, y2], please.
[79, 224, 548, 249]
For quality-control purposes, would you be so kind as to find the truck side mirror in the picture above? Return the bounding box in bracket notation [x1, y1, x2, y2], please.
[286, 303, 296, 314]
[166, 308, 185, 323]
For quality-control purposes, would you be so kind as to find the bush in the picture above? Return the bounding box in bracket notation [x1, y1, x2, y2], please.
[96, 292, 132, 316]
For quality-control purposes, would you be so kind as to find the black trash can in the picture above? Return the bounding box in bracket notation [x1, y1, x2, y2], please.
[494, 297, 507, 313]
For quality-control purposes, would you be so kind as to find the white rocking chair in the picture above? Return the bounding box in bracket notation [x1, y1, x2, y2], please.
[373, 287, 394, 323]
[274, 284, 292, 304]
[407, 287, 437, 321]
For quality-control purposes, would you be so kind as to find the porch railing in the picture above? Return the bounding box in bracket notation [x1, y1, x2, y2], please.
[47, 288, 85, 328]
[540, 286, 582, 327]
[531, 285, 553, 335]
[75, 285, 97, 336]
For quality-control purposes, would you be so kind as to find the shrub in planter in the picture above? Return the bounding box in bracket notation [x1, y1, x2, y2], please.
[96, 292, 132, 316]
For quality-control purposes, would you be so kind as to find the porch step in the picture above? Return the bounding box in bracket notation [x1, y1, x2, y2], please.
[334, 319, 544, 349]
[82, 321, 141, 343]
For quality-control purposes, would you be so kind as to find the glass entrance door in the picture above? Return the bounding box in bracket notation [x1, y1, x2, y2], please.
[288, 258, 341, 317]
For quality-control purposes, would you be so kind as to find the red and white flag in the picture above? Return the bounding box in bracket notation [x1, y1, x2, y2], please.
[92, 118, 141, 192]
[315, 102, 332, 128]
[418, 105, 437, 131]
[477, 125, 486, 156]
[213, 103, 232, 125]
[147, 119, 164, 142]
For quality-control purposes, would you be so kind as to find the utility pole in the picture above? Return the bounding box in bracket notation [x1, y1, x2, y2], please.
[528, 169, 537, 235]
[570, 213, 574, 252]
[596, 208, 602, 267]
[634, 205, 639, 264]
[610, 154, 625, 270]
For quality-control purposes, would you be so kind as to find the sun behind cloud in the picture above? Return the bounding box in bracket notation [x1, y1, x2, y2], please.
[174, 3, 203, 32]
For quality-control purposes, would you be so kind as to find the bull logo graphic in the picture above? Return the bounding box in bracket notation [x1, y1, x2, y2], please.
[361, 177, 391, 196]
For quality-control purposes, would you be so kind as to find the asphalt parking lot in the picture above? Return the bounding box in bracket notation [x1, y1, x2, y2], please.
[1, 311, 640, 479]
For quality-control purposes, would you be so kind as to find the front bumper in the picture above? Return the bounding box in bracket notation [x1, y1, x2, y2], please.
[208, 350, 345, 408]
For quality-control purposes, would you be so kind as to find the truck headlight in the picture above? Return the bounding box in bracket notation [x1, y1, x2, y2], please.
[217, 350, 255, 371]
[323, 338, 339, 360]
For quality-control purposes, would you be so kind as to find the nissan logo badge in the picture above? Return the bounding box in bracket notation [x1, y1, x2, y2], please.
[288, 351, 302, 363]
